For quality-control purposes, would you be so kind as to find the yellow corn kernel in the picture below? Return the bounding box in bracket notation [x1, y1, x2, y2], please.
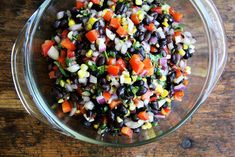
[178, 49, 186, 56]
[156, 85, 163, 94]
[106, 75, 111, 81]
[183, 44, 189, 50]
[59, 80, 65, 87]
[81, 64, 88, 71]
[93, 124, 99, 129]
[160, 75, 166, 82]
[161, 89, 169, 98]
[58, 99, 64, 104]
[166, 98, 172, 103]
[142, 78, 147, 83]
[66, 79, 71, 84]
[111, 5, 115, 11]
[78, 70, 86, 78]
[68, 19, 75, 27]
[88, 17, 97, 26]
[86, 24, 92, 30]
[86, 49, 93, 58]
[131, 75, 137, 82]
[185, 66, 191, 74]
[124, 77, 132, 84]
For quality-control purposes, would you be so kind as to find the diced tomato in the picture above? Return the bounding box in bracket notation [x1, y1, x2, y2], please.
[116, 58, 126, 71]
[137, 111, 149, 120]
[161, 108, 171, 116]
[141, 90, 152, 100]
[103, 10, 113, 21]
[61, 38, 76, 51]
[52, 65, 58, 71]
[109, 100, 121, 109]
[41, 40, 55, 57]
[121, 127, 133, 138]
[107, 58, 116, 65]
[49, 71, 56, 79]
[131, 14, 140, 25]
[67, 50, 75, 58]
[131, 61, 144, 74]
[143, 58, 152, 69]
[152, 6, 162, 14]
[145, 23, 155, 31]
[110, 18, 121, 29]
[129, 54, 141, 63]
[85, 30, 99, 43]
[150, 96, 157, 102]
[103, 91, 111, 102]
[76, 1, 85, 9]
[175, 69, 182, 78]
[116, 26, 127, 37]
[107, 65, 120, 76]
[172, 12, 183, 22]
[174, 91, 184, 101]
[61, 30, 69, 39]
[150, 46, 157, 53]
[62, 101, 72, 113]
[90, 0, 100, 4]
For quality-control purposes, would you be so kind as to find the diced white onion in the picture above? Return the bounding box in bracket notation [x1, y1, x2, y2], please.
[47, 46, 59, 60]
[67, 64, 80, 73]
[84, 101, 94, 110]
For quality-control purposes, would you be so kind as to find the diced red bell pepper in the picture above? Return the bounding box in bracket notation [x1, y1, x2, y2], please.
[121, 127, 133, 138]
[62, 101, 72, 113]
[90, 0, 100, 4]
[41, 40, 55, 57]
[85, 30, 99, 43]
[76, 1, 85, 9]
[109, 100, 121, 109]
[116, 58, 126, 71]
[61, 30, 69, 39]
[107, 58, 116, 65]
[137, 111, 149, 120]
[174, 91, 184, 101]
[49, 71, 56, 79]
[103, 10, 113, 21]
[116, 26, 127, 37]
[61, 38, 76, 51]
[110, 18, 121, 29]
[67, 50, 75, 58]
[161, 108, 171, 116]
[152, 6, 162, 14]
[107, 65, 120, 76]
[131, 14, 140, 25]
[145, 23, 155, 32]
[103, 91, 111, 102]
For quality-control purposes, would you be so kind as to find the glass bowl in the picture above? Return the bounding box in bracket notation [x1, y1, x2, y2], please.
[11, 0, 227, 147]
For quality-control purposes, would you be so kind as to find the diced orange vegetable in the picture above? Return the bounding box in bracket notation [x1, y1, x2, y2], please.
[141, 90, 152, 100]
[169, 7, 175, 16]
[132, 61, 145, 74]
[173, 31, 182, 40]
[129, 54, 141, 64]
[175, 69, 182, 78]
[147, 66, 154, 76]
[61, 38, 76, 51]
[62, 101, 72, 113]
[90, 0, 100, 4]
[107, 65, 120, 76]
[143, 58, 152, 69]
[161, 108, 171, 116]
[151, 6, 162, 14]
[172, 11, 183, 22]
[174, 91, 184, 101]
[183, 79, 189, 86]
[49, 71, 56, 79]
[137, 111, 149, 120]
[110, 18, 121, 29]
[85, 30, 99, 43]
[41, 40, 55, 57]
[76, 1, 85, 9]
[145, 23, 155, 31]
[116, 26, 127, 37]
[121, 127, 133, 138]
[109, 100, 121, 109]
[103, 91, 111, 102]
[103, 10, 113, 21]
[116, 58, 126, 71]
[131, 14, 140, 25]
[107, 58, 116, 65]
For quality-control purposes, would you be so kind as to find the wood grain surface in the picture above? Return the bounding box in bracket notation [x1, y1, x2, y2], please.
[0, 0, 234, 156]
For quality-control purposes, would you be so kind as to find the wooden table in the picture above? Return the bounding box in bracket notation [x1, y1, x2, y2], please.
[0, 0, 234, 156]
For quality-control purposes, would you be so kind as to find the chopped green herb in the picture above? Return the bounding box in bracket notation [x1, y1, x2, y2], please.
[98, 65, 106, 75]
[54, 61, 68, 77]
[104, 51, 109, 61]
[132, 86, 139, 95]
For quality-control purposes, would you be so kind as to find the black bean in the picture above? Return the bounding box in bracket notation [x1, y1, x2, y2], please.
[98, 26, 105, 35]
[183, 51, 192, 59]
[138, 24, 146, 32]
[53, 20, 61, 29]
[166, 35, 173, 44]
[143, 16, 151, 25]
[150, 102, 159, 110]
[116, 86, 125, 97]
[139, 33, 145, 42]
[83, 119, 92, 127]
[137, 47, 145, 58]
[133, 128, 141, 133]
[171, 54, 180, 64]
[60, 19, 68, 29]
[92, 21, 100, 30]
[108, 111, 115, 122]
[114, 120, 124, 128]
[70, 8, 79, 19]
[152, 1, 161, 6]
[165, 14, 174, 24]
[96, 56, 106, 66]
[137, 106, 147, 113]
[134, 30, 141, 38]
[102, 84, 111, 91]
[86, 110, 92, 117]
[131, 114, 139, 122]
[160, 49, 167, 57]
[147, 77, 152, 85]
[157, 14, 165, 22]
[100, 78, 107, 85]
[91, 4, 102, 11]
[144, 31, 152, 42]
[167, 71, 176, 83]
[159, 38, 167, 47]
[116, 105, 128, 116]
[94, 104, 103, 114]
[115, 3, 127, 15]
[181, 137, 193, 149]
[129, 47, 135, 54]
[136, 86, 148, 96]
[133, 80, 145, 86]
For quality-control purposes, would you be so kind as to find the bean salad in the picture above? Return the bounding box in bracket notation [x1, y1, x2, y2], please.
[41, 0, 196, 138]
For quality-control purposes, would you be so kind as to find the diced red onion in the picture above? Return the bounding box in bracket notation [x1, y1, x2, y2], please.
[65, 84, 73, 92]
[57, 11, 64, 20]
[89, 75, 97, 84]
[174, 84, 186, 91]
[99, 44, 106, 52]
[47, 46, 59, 60]
[148, 112, 154, 122]
[142, 41, 150, 53]
[155, 113, 166, 119]
[84, 101, 94, 110]
[67, 64, 80, 73]
[125, 119, 145, 129]
[140, 69, 148, 77]
[69, 102, 77, 116]
[179, 60, 186, 70]
[160, 57, 167, 68]
[54, 35, 60, 44]
[150, 37, 158, 45]
[96, 96, 106, 104]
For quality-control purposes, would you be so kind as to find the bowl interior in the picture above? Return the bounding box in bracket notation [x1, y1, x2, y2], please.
[28, 0, 209, 145]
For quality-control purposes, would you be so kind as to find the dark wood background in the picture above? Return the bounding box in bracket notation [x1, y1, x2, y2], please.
[0, 0, 234, 156]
